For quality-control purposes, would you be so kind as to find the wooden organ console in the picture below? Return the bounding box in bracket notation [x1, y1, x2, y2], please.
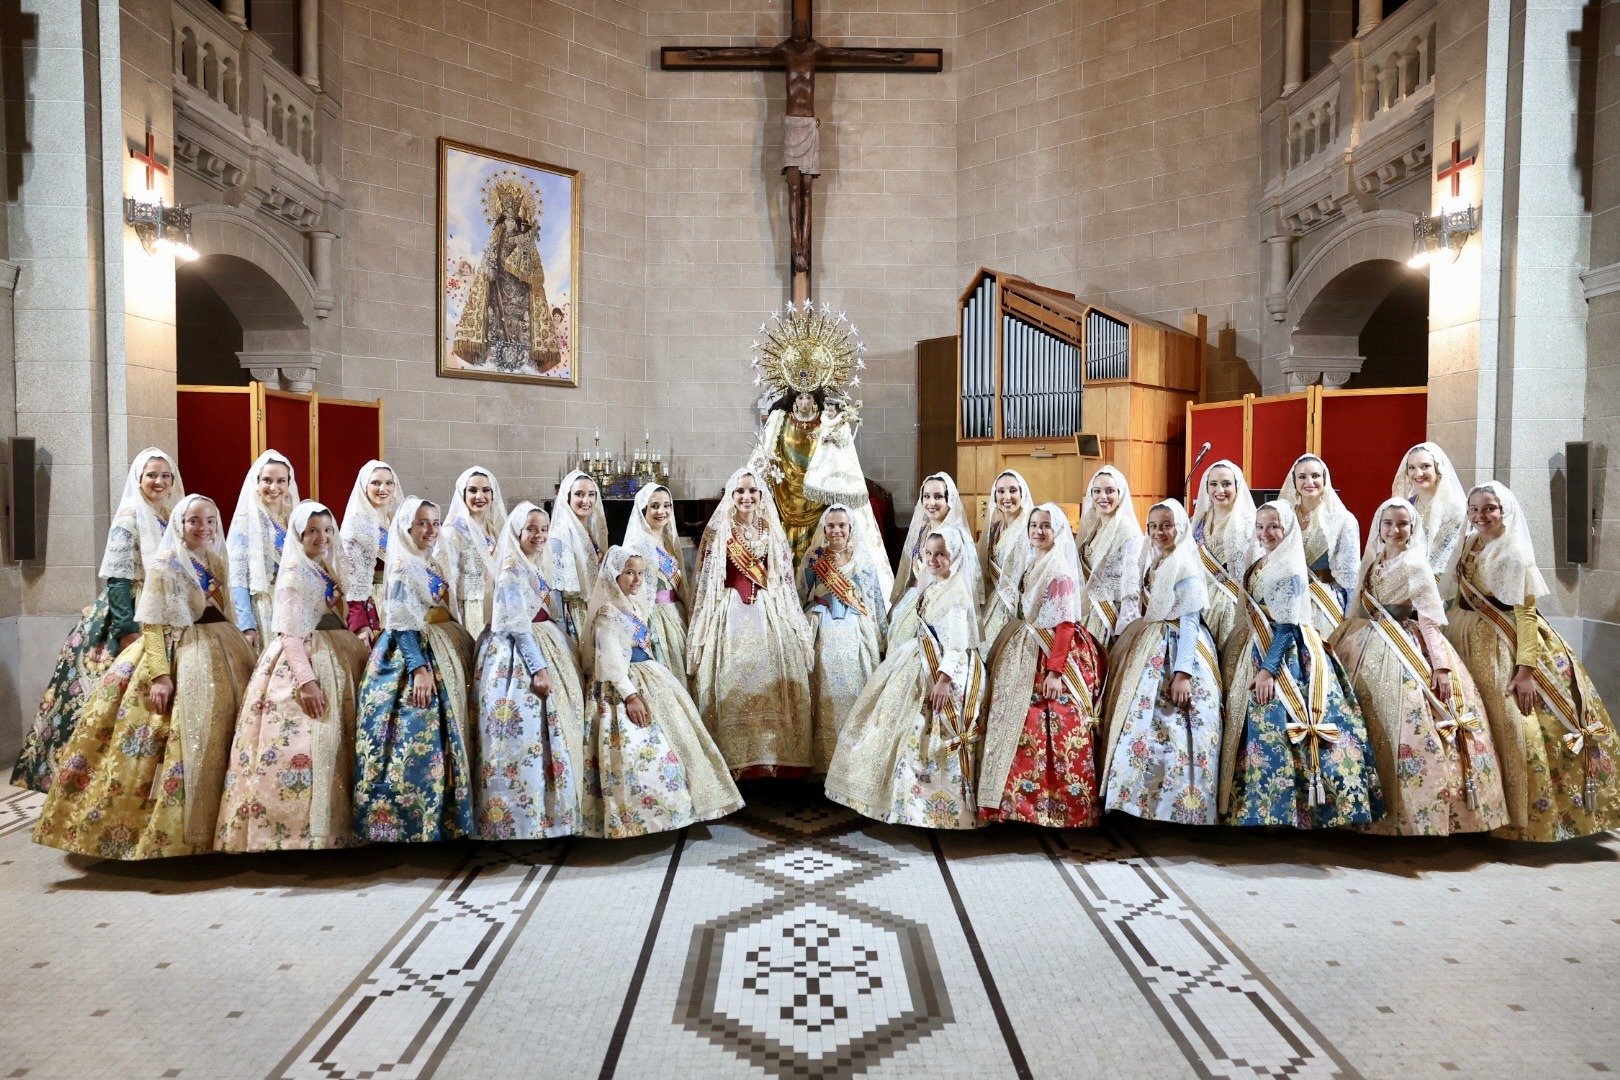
[955, 269, 1205, 526]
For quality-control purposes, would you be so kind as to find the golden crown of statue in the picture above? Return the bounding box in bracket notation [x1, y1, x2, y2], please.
[480, 170, 543, 226]
[751, 299, 866, 396]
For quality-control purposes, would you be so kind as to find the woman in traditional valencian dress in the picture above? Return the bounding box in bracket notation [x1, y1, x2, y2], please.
[550, 469, 608, 650]
[13, 448, 182, 793]
[688, 467, 815, 778]
[1446, 482, 1618, 840]
[228, 449, 299, 653]
[217, 501, 370, 852]
[339, 459, 401, 646]
[826, 531, 986, 829]
[441, 466, 507, 640]
[472, 501, 587, 840]
[1100, 499, 1224, 824]
[1219, 501, 1381, 828]
[622, 483, 691, 693]
[34, 495, 255, 860]
[978, 469, 1035, 648]
[1391, 441, 1468, 581]
[1279, 454, 1359, 636]
[1327, 499, 1506, 836]
[888, 473, 979, 646]
[1076, 465, 1143, 648]
[352, 497, 477, 843]
[799, 503, 888, 772]
[583, 546, 741, 838]
[1190, 459, 1253, 654]
[979, 504, 1107, 827]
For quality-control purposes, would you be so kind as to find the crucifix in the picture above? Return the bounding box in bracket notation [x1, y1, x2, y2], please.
[130, 131, 168, 192]
[1437, 137, 1476, 199]
[661, 0, 943, 304]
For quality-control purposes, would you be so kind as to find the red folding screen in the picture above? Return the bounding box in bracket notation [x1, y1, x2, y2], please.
[174, 384, 383, 523]
[177, 387, 257, 511]
[1184, 387, 1428, 542]
[1318, 388, 1428, 538]
[317, 398, 385, 507]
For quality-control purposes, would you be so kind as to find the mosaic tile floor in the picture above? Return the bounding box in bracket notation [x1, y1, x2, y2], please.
[2, 780, 1618, 1079]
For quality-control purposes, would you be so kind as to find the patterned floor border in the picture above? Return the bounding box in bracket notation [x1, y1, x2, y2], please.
[270, 839, 572, 1080]
[1040, 827, 1364, 1080]
[0, 788, 44, 839]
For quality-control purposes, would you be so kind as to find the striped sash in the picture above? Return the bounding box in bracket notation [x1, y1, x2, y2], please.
[1456, 570, 1609, 806]
[1199, 543, 1241, 607]
[1243, 591, 1338, 806]
[919, 624, 983, 791]
[1032, 624, 1095, 724]
[725, 536, 769, 589]
[811, 553, 869, 617]
[1308, 575, 1346, 624]
[1361, 589, 1485, 807]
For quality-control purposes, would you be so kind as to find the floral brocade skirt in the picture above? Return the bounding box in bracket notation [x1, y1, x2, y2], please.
[472, 624, 587, 840]
[216, 629, 369, 852]
[352, 624, 476, 843]
[12, 592, 121, 793]
[1220, 630, 1381, 829]
[1447, 609, 1618, 841]
[1329, 617, 1507, 836]
[585, 660, 742, 839]
[824, 642, 984, 830]
[33, 622, 255, 860]
[1101, 620, 1222, 825]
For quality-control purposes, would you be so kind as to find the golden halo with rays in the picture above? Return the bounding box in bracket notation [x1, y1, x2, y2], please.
[479, 169, 544, 227]
[751, 299, 867, 397]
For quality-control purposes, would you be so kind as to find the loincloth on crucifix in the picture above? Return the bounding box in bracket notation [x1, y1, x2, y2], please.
[781, 115, 821, 176]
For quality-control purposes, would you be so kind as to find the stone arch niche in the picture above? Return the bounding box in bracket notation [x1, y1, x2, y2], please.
[180, 205, 333, 391]
[1278, 210, 1429, 390]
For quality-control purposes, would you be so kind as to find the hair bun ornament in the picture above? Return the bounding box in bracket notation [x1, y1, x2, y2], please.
[750, 298, 867, 397]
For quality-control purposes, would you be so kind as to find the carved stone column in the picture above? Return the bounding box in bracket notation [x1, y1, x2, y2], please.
[222, 0, 246, 28]
[1266, 234, 1293, 321]
[1284, 0, 1306, 94]
[1357, 0, 1383, 35]
[299, 0, 320, 88]
[307, 230, 335, 318]
[239, 350, 322, 392]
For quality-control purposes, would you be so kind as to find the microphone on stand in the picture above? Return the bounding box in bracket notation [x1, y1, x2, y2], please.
[1186, 442, 1213, 508]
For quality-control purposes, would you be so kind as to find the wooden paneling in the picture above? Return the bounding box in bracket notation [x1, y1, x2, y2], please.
[915, 337, 957, 489]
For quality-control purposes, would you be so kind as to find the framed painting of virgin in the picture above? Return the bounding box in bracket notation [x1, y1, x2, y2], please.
[437, 138, 580, 386]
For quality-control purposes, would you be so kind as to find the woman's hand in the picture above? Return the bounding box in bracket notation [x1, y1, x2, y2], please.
[929, 672, 954, 714]
[1508, 665, 1538, 715]
[1170, 672, 1192, 708]
[1249, 669, 1276, 706]
[1431, 668, 1452, 704]
[147, 674, 175, 714]
[530, 669, 553, 699]
[357, 627, 375, 648]
[1040, 672, 1063, 702]
[244, 629, 260, 650]
[625, 693, 650, 727]
[410, 666, 435, 709]
[296, 679, 328, 720]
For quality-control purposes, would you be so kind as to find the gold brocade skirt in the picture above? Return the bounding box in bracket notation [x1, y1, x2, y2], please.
[648, 599, 691, 696]
[1447, 609, 1619, 840]
[216, 629, 370, 852]
[693, 592, 813, 774]
[34, 621, 256, 859]
[807, 608, 884, 773]
[980, 594, 1015, 656]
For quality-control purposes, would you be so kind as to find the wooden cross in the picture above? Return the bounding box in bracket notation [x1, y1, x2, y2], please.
[660, 0, 943, 305]
[1437, 138, 1476, 199]
[130, 131, 168, 191]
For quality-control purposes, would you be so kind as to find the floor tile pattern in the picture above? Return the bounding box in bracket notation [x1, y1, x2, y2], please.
[271, 840, 570, 1080]
[1044, 829, 1359, 1080]
[0, 788, 44, 839]
[677, 798, 952, 1078]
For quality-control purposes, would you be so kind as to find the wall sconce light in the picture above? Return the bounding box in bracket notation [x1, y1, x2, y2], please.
[123, 195, 198, 261]
[1408, 204, 1478, 268]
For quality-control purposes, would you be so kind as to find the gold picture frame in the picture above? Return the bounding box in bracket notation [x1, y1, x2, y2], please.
[436, 137, 581, 387]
